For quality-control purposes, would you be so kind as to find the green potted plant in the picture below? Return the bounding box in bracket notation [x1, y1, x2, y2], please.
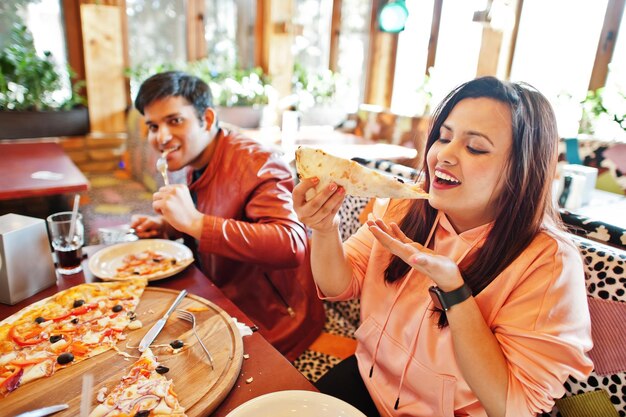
[579, 87, 626, 139]
[128, 60, 273, 128]
[203, 65, 272, 128]
[291, 62, 347, 126]
[0, 24, 88, 139]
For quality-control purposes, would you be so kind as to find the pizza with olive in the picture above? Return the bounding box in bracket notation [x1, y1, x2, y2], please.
[0, 278, 147, 397]
[90, 348, 186, 417]
[116, 250, 180, 278]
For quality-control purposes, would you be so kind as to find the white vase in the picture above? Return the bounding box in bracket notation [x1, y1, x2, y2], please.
[300, 105, 347, 127]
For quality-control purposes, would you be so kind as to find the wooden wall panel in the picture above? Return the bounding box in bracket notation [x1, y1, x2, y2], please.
[80, 4, 127, 133]
[364, 0, 398, 108]
[329, 0, 342, 72]
[187, 0, 207, 61]
[589, 0, 625, 90]
[476, 27, 503, 77]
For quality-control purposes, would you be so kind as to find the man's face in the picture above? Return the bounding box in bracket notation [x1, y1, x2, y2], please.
[143, 96, 212, 171]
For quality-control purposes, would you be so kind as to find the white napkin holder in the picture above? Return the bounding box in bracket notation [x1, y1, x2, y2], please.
[561, 164, 598, 206]
[0, 213, 56, 305]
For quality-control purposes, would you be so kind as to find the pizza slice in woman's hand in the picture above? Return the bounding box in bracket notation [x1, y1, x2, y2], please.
[295, 146, 429, 201]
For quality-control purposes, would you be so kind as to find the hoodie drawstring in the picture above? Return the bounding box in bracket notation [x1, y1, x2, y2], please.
[369, 212, 441, 402]
[369, 211, 489, 411]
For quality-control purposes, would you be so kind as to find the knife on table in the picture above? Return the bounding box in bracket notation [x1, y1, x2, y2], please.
[138, 289, 188, 352]
[14, 404, 69, 417]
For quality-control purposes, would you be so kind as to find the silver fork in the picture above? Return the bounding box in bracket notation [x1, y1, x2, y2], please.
[156, 149, 174, 186]
[177, 309, 214, 368]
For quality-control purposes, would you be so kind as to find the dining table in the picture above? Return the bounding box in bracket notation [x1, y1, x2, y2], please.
[0, 142, 89, 201]
[241, 125, 418, 163]
[0, 245, 317, 416]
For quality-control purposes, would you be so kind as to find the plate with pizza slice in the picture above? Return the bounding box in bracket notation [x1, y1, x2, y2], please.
[89, 239, 194, 281]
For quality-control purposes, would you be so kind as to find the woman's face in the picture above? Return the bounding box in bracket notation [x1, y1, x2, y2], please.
[426, 97, 513, 233]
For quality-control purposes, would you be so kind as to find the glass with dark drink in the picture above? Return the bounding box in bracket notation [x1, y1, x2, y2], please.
[47, 211, 84, 274]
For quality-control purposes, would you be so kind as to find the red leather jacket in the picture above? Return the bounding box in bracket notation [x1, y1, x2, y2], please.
[187, 129, 324, 361]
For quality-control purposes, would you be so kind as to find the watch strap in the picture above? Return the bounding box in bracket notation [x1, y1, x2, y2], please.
[429, 283, 472, 311]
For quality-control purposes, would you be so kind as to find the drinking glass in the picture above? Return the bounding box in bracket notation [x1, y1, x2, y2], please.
[46, 211, 84, 274]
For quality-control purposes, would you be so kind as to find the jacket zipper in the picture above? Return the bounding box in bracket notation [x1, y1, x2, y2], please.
[262, 273, 296, 318]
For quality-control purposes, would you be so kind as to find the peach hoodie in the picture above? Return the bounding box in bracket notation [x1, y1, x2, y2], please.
[322, 199, 593, 416]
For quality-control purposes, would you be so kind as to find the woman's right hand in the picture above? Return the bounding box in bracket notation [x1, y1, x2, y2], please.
[293, 177, 345, 235]
[130, 214, 166, 239]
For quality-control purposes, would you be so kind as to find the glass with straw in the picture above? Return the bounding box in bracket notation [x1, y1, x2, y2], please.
[46, 195, 84, 274]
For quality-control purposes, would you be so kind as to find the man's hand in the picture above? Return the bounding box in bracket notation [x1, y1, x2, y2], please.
[152, 184, 204, 240]
[130, 214, 166, 239]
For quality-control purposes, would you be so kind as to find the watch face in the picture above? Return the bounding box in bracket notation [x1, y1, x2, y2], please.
[428, 286, 444, 310]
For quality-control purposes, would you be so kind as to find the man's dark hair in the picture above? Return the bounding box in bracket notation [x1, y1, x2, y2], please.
[134, 71, 214, 123]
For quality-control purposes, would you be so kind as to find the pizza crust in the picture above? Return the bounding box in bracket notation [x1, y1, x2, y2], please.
[295, 147, 429, 200]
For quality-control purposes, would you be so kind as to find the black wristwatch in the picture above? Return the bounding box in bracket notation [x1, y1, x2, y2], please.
[428, 283, 472, 311]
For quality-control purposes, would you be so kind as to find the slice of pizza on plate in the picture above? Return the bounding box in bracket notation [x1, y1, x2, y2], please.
[0, 278, 147, 397]
[295, 146, 429, 200]
[90, 348, 186, 417]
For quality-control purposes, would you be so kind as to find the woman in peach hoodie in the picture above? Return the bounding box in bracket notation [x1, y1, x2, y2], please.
[294, 77, 593, 417]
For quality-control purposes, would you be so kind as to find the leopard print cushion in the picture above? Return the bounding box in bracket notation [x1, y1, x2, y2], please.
[547, 236, 626, 416]
[561, 210, 626, 251]
[293, 349, 343, 383]
[573, 235, 626, 303]
[351, 157, 419, 181]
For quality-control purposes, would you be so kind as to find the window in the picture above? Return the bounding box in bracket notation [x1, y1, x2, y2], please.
[335, 0, 372, 111]
[429, 0, 487, 105]
[510, 0, 608, 137]
[126, 0, 187, 96]
[0, 0, 71, 103]
[204, 0, 256, 71]
[601, 5, 626, 141]
[390, 0, 435, 116]
[293, 0, 333, 72]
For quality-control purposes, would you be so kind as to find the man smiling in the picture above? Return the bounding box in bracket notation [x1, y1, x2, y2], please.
[131, 71, 324, 361]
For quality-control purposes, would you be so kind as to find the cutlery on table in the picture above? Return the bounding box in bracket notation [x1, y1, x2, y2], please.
[156, 148, 174, 186]
[177, 309, 214, 369]
[80, 373, 94, 417]
[13, 404, 69, 417]
[138, 289, 188, 352]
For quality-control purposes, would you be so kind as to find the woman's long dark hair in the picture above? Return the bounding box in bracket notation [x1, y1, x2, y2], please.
[384, 76, 562, 326]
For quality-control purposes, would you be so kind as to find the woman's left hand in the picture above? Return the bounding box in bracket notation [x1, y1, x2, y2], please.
[367, 218, 465, 291]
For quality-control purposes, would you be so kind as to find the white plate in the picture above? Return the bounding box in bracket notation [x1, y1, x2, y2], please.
[88, 239, 194, 281]
[225, 390, 367, 417]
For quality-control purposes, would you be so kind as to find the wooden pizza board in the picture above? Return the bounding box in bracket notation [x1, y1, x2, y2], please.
[2, 287, 244, 416]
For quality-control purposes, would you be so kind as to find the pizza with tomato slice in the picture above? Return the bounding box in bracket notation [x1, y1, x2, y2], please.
[116, 250, 179, 278]
[0, 278, 147, 397]
[90, 348, 186, 417]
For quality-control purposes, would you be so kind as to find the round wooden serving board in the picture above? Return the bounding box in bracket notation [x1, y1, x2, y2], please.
[3, 287, 244, 417]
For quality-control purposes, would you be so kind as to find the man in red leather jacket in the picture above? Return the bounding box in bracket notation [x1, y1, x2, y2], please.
[131, 71, 324, 361]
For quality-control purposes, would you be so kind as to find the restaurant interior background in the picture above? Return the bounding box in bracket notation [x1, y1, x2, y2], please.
[1, 0, 625, 259]
[2, 3, 626, 414]
[0, 0, 625, 252]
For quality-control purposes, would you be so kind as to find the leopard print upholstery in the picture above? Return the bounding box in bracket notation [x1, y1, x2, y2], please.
[547, 235, 626, 417]
[561, 210, 626, 251]
[558, 138, 626, 195]
[292, 348, 342, 383]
